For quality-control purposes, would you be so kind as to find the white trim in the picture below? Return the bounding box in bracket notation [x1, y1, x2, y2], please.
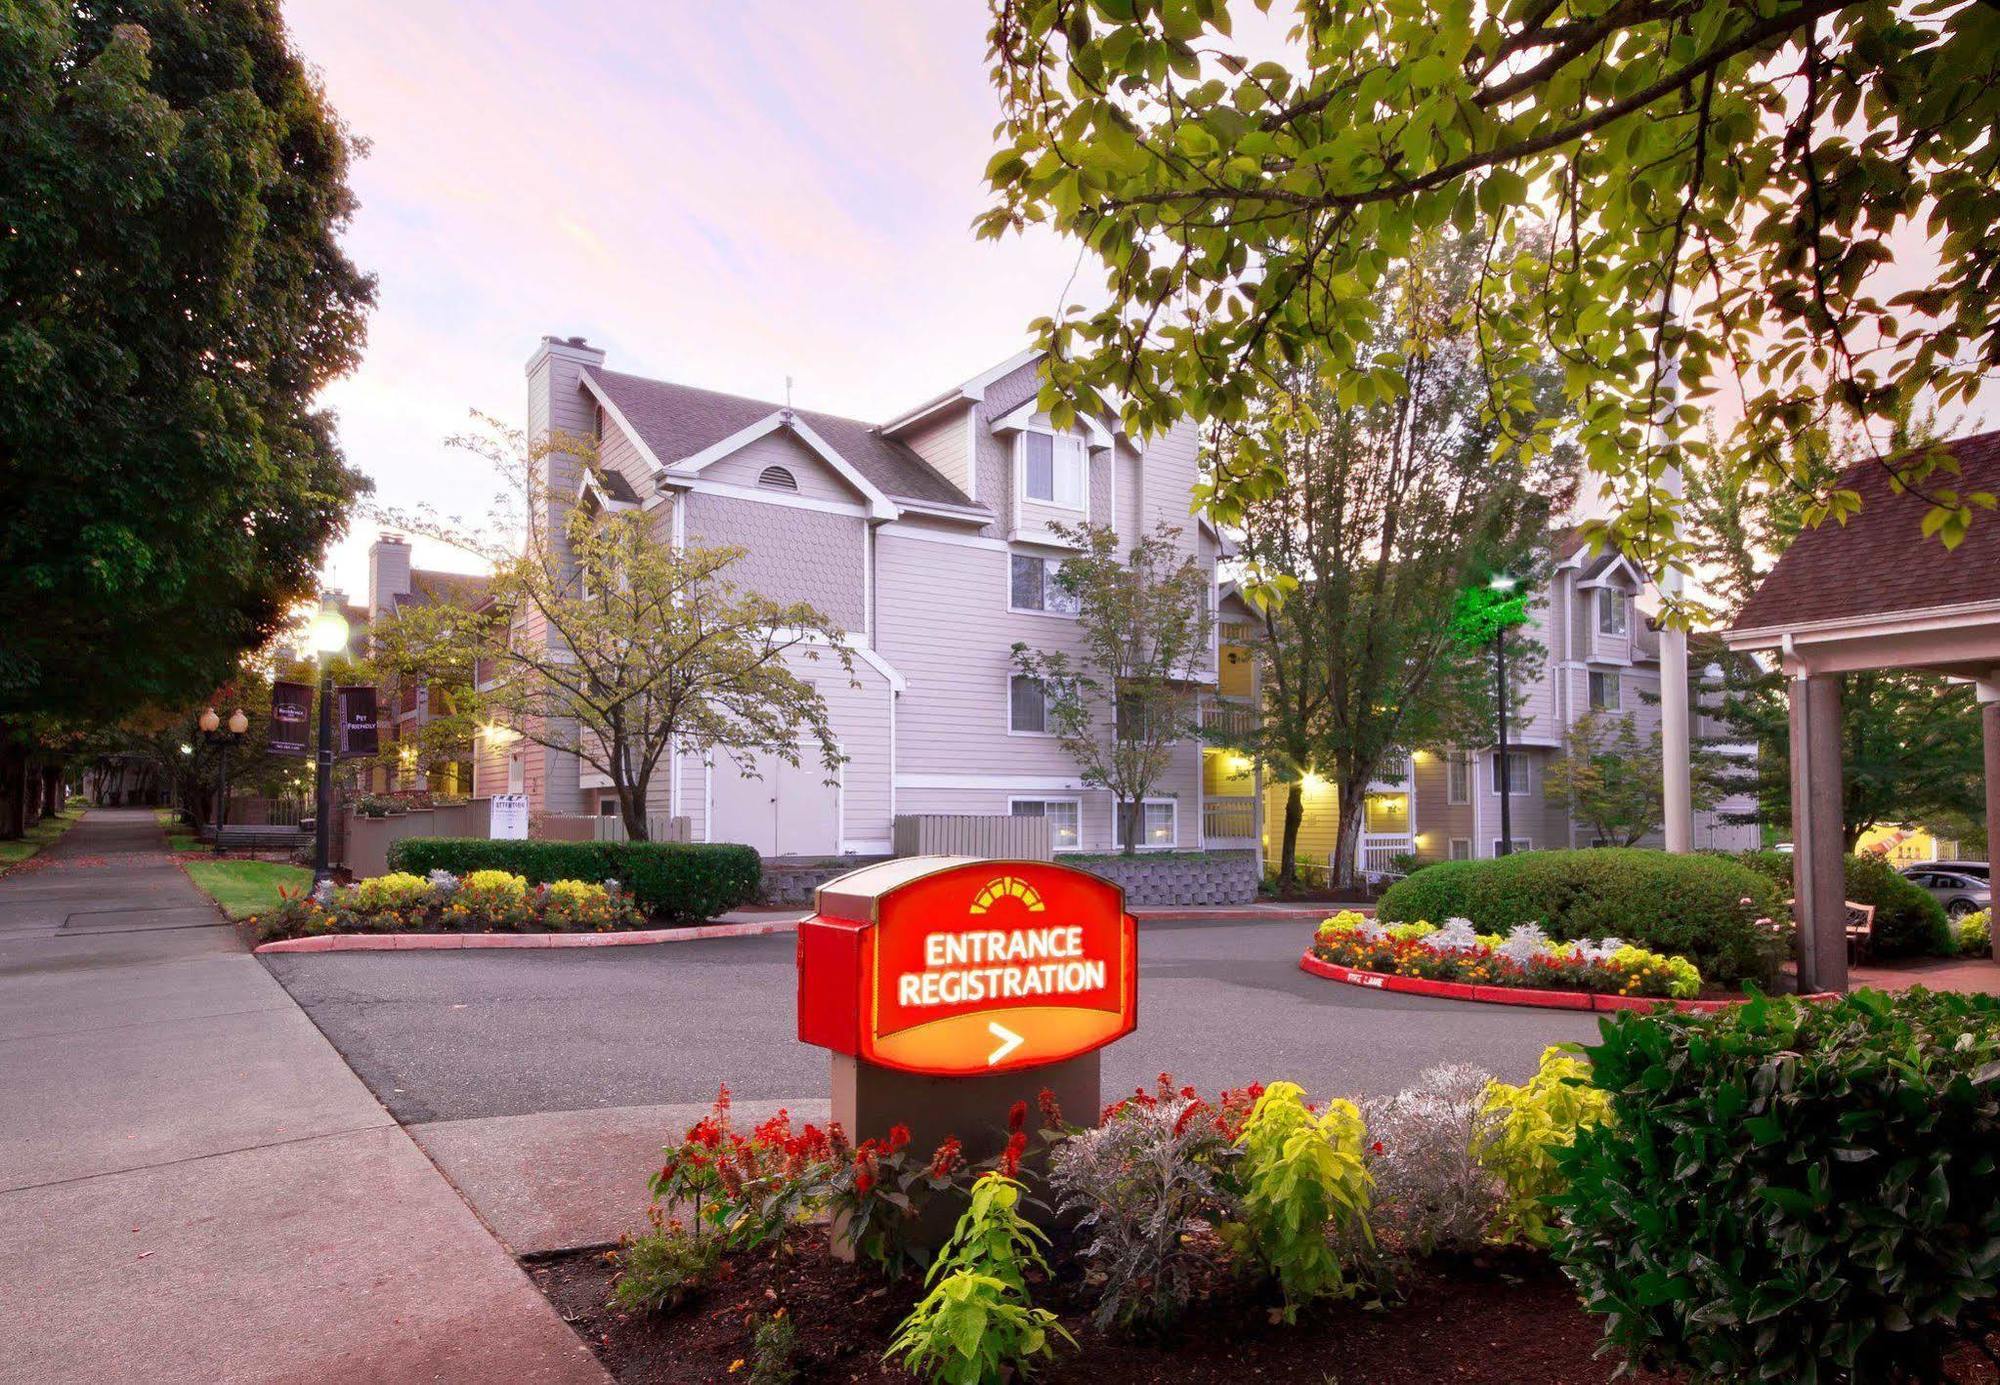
[990, 398, 1114, 451]
[661, 411, 899, 520]
[575, 469, 637, 513]
[1006, 550, 1079, 619]
[1723, 596, 2000, 649]
[1490, 749, 1533, 795]
[669, 492, 686, 550]
[1007, 672, 1055, 736]
[1008, 795, 1083, 853]
[1111, 796, 1180, 852]
[878, 522, 1010, 552]
[863, 524, 874, 645]
[875, 348, 1041, 435]
[579, 372, 672, 475]
[779, 629, 907, 693]
[1492, 836, 1534, 854]
[896, 773, 1088, 791]
[842, 838, 894, 855]
[703, 755, 714, 844]
[1012, 431, 1089, 514]
[1446, 750, 1471, 805]
[964, 404, 979, 504]
[663, 475, 872, 517]
[1449, 836, 1473, 861]
[895, 497, 992, 525]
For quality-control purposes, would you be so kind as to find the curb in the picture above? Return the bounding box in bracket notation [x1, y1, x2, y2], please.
[1137, 905, 1356, 922]
[254, 918, 799, 955]
[1298, 952, 1838, 1014]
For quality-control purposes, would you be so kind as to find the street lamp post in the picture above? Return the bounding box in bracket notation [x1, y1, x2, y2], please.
[309, 604, 351, 887]
[1488, 575, 1519, 857]
[198, 707, 251, 854]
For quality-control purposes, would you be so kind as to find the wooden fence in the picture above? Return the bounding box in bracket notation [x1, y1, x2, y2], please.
[891, 814, 1053, 861]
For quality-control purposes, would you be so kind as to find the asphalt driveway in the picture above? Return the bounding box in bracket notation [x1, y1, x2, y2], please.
[266, 918, 1600, 1125]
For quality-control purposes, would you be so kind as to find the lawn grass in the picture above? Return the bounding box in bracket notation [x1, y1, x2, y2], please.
[0, 805, 87, 870]
[182, 859, 312, 920]
[154, 807, 204, 853]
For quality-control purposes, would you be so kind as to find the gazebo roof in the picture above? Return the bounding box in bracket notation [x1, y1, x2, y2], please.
[1732, 428, 2000, 635]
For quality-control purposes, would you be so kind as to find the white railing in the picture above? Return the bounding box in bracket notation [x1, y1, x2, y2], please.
[1359, 832, 1413, 877]
[1201, 798, 1256, 841]
[592, 813, 692, 843]
[1200, 699, 1257, 742]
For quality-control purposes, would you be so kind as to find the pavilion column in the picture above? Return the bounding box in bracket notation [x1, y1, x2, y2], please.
[1789, 671, 1848, 993]
[1981, 681, 2000, 963]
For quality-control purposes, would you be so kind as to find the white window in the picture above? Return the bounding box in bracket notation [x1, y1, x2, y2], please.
[1490, 750, 1531, 796]
[1449, 837, 1473, 861]
[1492, 837, 1533, 855]
[506, 754, 525, 794]
[597, 797, 618, 817]
[1596, 588, 1628, 636]
[1112, 799, 1178, 850]
[1008, 674, 1052, 735]
[1009, 553, 1079, 615]
[1009, 797, 1081, 851]
[1020, 430, 1086, 510]
[1588, 670, 1620, 711]
[1446, 752, 1471, 805]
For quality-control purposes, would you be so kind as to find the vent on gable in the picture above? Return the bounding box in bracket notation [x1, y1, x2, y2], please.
[758, 465, 799, 493]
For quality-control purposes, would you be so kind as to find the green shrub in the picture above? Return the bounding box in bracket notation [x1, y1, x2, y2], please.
[388, 837, 760, 924]
[1474, 1047, 1612, 1248]
[1376, 848, 1786, 987]
[887, 1174, 1072, 1385]
[1227, 1081, 1374, 1321]
[1557, 988, 2000, 1382]
[1952, 908, 1990, 956]
[1734, 849, 1952, 958]
[608, 1213, 721, 1315]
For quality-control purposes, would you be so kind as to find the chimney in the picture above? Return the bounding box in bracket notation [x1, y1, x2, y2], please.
[368, 533, 413, 615]
[525, 333, 608, 522]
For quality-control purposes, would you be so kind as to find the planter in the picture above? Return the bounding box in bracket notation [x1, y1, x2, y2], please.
[1299, 952, 1838, 1013]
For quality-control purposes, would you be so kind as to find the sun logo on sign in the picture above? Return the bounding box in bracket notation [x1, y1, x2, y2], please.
[969, 875, 1046, 915]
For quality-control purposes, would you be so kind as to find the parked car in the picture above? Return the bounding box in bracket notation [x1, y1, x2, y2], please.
[1899, 865, 1992, 918]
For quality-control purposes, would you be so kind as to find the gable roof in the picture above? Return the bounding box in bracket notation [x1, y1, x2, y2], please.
[1731, 428, 2000, 635]
[391, 569, 491, 613]
[582, 367, 971, 508]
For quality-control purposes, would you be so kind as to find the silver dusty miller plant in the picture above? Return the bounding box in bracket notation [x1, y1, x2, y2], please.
[1360, 1064, 1502, 1257]
[1047, 1096, 1238, 1330]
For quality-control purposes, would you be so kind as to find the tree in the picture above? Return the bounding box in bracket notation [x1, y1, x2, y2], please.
[1685, 414, 1986, 845]
[392, 420, 853, 843]
[1, 1, 373, 778]
[979, 0, 2000, 591]
[1222, 232, 1570, 888]
[1544, 709, 1719, 847]
[1011, 523, 1212, 856]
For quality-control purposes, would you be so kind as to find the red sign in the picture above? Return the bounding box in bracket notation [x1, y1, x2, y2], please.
[797, 858, 1136, 1076]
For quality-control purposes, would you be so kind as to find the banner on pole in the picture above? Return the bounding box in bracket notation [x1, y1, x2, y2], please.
[337, 686, 380, 758]
[269, 681, 313, 757]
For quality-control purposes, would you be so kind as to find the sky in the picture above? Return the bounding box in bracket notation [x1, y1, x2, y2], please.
[287, 0, 1086, 598]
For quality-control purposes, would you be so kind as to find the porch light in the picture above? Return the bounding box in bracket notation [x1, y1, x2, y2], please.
[1488, 573, 1520, 593]
[227, 708, 248, 736]
[198, 708, 220, 733]
[311, 604, 350, 655]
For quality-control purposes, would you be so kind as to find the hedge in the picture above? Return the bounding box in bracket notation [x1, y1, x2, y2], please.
[386, 838, 761, 925]
[1375, 848, 1785, 988]
[1558, 989, 2000, 1381]
[1732, 849, 1951, 958]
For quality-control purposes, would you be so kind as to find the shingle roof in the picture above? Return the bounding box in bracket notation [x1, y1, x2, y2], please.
[584, 368, 972, 507]
[1732, 428, 2000, 632]
[392, 569, 491, 612]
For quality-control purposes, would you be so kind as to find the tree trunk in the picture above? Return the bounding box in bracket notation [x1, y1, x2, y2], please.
[1117, 797, 1139, 857]
[1331, 780, 1367, 892]
[1278, 783, 1304, 890]
[0, 736, 27, 840]
[619, 786, 649, 842]
[41, 763, 63, 817]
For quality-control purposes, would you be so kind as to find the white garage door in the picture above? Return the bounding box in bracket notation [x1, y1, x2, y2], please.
[708, 750, 841, 858]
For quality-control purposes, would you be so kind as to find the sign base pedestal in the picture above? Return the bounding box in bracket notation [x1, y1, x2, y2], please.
[828, 1050, 1100, 1257]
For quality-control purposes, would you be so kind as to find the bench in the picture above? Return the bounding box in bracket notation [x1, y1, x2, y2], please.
[1784, 898, 1877, 961]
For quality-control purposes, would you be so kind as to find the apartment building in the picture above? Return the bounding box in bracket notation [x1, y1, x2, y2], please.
[473, 336, 1236, 858]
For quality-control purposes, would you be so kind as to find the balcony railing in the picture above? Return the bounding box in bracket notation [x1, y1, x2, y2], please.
[1200, 700, 1257, 742]
[1202, 797, 1257, 842]
[1359, 832, 1413, 877]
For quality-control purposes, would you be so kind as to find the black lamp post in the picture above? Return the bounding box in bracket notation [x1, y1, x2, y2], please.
[199, 706, 250, 854]
[1487, 575, 1519, 856]
[308, 603, 351, 887]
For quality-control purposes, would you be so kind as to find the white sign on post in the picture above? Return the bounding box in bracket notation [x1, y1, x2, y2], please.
[490, 794, 530, 841]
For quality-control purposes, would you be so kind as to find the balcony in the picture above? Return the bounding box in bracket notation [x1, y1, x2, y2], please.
[1200, 700, 1257, 743]
[1202, 797, 1256, 842]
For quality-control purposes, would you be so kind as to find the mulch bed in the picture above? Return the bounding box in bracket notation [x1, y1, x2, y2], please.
[530, 1231, 1677, 1384]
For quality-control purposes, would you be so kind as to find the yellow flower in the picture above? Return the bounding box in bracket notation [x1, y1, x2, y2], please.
[729, 1361, 745, 1374]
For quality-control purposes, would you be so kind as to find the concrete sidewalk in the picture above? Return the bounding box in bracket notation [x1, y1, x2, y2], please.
[0, 809, 605, 1385]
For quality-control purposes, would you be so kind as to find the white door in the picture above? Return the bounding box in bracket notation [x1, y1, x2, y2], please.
[708, 749, 840, 858]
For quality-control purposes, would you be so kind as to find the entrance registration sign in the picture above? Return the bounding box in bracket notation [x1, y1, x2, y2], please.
[797, 857, 1137, 1077]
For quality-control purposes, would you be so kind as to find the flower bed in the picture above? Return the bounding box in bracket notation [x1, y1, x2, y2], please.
[1311, 911, 1702, 999]
[248, 869, 645, 942]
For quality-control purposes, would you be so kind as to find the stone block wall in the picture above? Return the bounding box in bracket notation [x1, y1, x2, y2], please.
[1070, 850, 1259, 908]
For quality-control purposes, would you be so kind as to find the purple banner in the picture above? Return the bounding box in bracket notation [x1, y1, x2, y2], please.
[269, 681, 312, 757]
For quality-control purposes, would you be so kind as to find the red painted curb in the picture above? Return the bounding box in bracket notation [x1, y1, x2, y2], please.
[253, 918, 800, 955]
[1298, 952, 1836, 1013]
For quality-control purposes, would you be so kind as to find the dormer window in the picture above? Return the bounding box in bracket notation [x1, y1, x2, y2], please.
[1596, 587, 1628, 636]
[1020, 430, 1086, 509]
[758, 465, 799, 493]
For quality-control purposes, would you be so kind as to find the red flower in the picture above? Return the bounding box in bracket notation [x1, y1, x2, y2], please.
[927, 1136, 964, 1180]
[855, 1168, 874, 1195]
[1371, 1141, 1384, 1155]
[1000, 1130, 1028, 1178]
[887, 1123, 912, 1151]
[1007, 1100, 1028, 1133]
[1036, 1087, 1063, 1128]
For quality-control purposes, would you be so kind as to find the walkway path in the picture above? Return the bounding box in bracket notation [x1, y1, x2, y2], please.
[0, 810, 605, 1385]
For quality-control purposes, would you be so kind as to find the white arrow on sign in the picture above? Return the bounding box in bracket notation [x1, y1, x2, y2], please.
[986, 1020, 1024, 1066]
